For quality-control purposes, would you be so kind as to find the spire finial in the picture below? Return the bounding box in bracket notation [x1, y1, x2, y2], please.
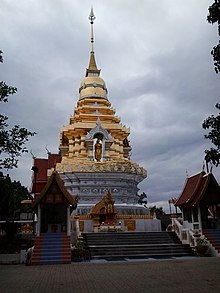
[86, 7, 100, 77]
[89, 7, 96, 53]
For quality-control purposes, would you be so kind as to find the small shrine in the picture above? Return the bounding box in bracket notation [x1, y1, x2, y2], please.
[90, 191, 120, 232]
[175, 171, 220, 231]
[32, 172, 78, 236]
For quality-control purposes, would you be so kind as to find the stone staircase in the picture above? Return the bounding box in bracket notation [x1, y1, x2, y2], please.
[82, 231, 195, 260]
[32, 233, 71, 265]
[203, 229, 220, 254]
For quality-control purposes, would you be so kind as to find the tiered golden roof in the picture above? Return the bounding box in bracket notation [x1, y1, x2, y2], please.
[55, 9, 146, 178]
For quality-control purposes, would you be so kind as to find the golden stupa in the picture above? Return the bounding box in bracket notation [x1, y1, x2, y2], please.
[51, 9, 159, 232]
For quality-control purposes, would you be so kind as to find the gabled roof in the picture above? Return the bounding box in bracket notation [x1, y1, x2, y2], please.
[85, 118, 113, 141]
[175, 171, 220, 207]
[32, 172, 78, 209]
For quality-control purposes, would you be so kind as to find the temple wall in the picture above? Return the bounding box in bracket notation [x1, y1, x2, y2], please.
[135, 219, 161, 232]
[74, 218, 161, 233]
[83, 220, 93, 232]
[59, 172, 142, 205]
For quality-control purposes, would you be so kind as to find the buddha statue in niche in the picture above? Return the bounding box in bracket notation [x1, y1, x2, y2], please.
[95, 138, 102, 161]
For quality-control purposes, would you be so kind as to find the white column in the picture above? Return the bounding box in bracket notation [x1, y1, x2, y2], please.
[75, 216, 81, 237]
[191, 209, 194, 225]
[198, 205, 202, 230]
[102, 139, 105, 161]
[37, 204, 41, 236]
[67, 205, 70, 236]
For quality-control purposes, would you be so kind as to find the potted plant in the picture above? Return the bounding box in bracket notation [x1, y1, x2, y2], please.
[71, 237, 90, 262]
[195, 236, 209, 256]
[193, 230, 201, 237]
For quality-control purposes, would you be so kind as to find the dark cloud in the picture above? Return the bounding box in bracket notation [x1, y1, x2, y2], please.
[1, 0, 219, 212]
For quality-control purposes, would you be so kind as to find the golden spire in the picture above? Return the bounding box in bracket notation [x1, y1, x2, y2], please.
[86, 7, 100, 76]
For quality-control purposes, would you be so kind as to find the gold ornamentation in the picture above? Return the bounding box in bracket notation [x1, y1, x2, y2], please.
[124, 220, 136, 231]
[95, 139, 102, 161]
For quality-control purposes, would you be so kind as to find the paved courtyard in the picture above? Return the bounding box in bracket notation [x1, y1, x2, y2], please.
[1, 257, 220, 293]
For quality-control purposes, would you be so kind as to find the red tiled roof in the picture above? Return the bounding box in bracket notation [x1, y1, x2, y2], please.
[175, 172, 204, 206]
[175, 171, 220, 207]
[192, 175, 209, 205]
[30, 154, 61, 195]
[48, 153, 61, 169]
[33, 158, 48, 181]
[30, 158, 48, 194]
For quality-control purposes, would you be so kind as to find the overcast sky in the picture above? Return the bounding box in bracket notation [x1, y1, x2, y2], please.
[1, 0, 220, 212]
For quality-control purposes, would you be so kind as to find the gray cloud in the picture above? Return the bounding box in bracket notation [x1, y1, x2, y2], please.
[1, 0, 219, 212]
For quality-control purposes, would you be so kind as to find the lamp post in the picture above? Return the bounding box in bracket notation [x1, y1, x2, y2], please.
[31, 166, 38, 235]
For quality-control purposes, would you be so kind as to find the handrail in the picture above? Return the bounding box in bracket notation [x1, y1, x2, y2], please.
[172, 218, 211, 249]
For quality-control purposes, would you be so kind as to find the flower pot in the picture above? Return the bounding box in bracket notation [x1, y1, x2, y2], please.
[196, 245, 208, 256]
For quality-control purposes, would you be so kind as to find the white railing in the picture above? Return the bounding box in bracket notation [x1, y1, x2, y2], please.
[172, 218, 220, 257]
[171, 218, 198, 247]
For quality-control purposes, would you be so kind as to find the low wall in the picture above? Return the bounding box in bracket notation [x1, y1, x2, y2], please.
[0, 254, 20, 264]
[135, 219, 161, 231]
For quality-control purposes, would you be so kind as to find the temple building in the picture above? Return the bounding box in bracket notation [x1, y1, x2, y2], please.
[31, 9, 161, 235]
[175, 171, 220, 231]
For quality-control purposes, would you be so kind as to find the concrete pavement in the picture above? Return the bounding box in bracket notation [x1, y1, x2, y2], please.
[1, 257, 220, 293]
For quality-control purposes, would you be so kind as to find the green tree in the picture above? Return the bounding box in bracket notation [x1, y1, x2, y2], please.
[202, 103, 220, 166]
[0, 172, 30, 220]
[203, 3, 220, 166]
[207, 0, 220, 73]
[0, 50, 36, 169]
[149, 206, 165, 218]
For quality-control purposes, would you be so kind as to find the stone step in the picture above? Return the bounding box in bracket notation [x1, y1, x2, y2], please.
[91, 252, 193, 259]
[88, 245, 192, 252]
[32, 257, 71, 265]
[83, 232, 172, 237]
[85, 239, 175, 245]
[203, 229, 220, 253]
[83, 233, 177, 241]
[88, 249, 192, 257]
[34, 245, 70, 252]
[88, 242, 190, 246]
[82, 231, 194, 259]
[32, 233, 71, 265]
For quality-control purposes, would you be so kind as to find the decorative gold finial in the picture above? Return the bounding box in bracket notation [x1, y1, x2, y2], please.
[89, 7, 96, 24]
[86, 7, 100, 76]
[89, 7, 95, 53]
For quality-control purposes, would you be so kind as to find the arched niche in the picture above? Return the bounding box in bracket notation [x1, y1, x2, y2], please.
[85, 118, 113, 161]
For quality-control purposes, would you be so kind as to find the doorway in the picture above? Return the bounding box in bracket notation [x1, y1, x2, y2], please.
[41, 204, 67, 233]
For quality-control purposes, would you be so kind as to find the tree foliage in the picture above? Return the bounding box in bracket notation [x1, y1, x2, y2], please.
[207, 0, 220, 73]
[202, 103, 220, 166]
[0, 50, 36, 169]
[149, 206, 165, 218]
[0, 172, 30, 220]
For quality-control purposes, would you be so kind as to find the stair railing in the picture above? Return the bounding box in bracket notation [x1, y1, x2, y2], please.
[172, 218, 210, 249]
[172, 218, 191, 245]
